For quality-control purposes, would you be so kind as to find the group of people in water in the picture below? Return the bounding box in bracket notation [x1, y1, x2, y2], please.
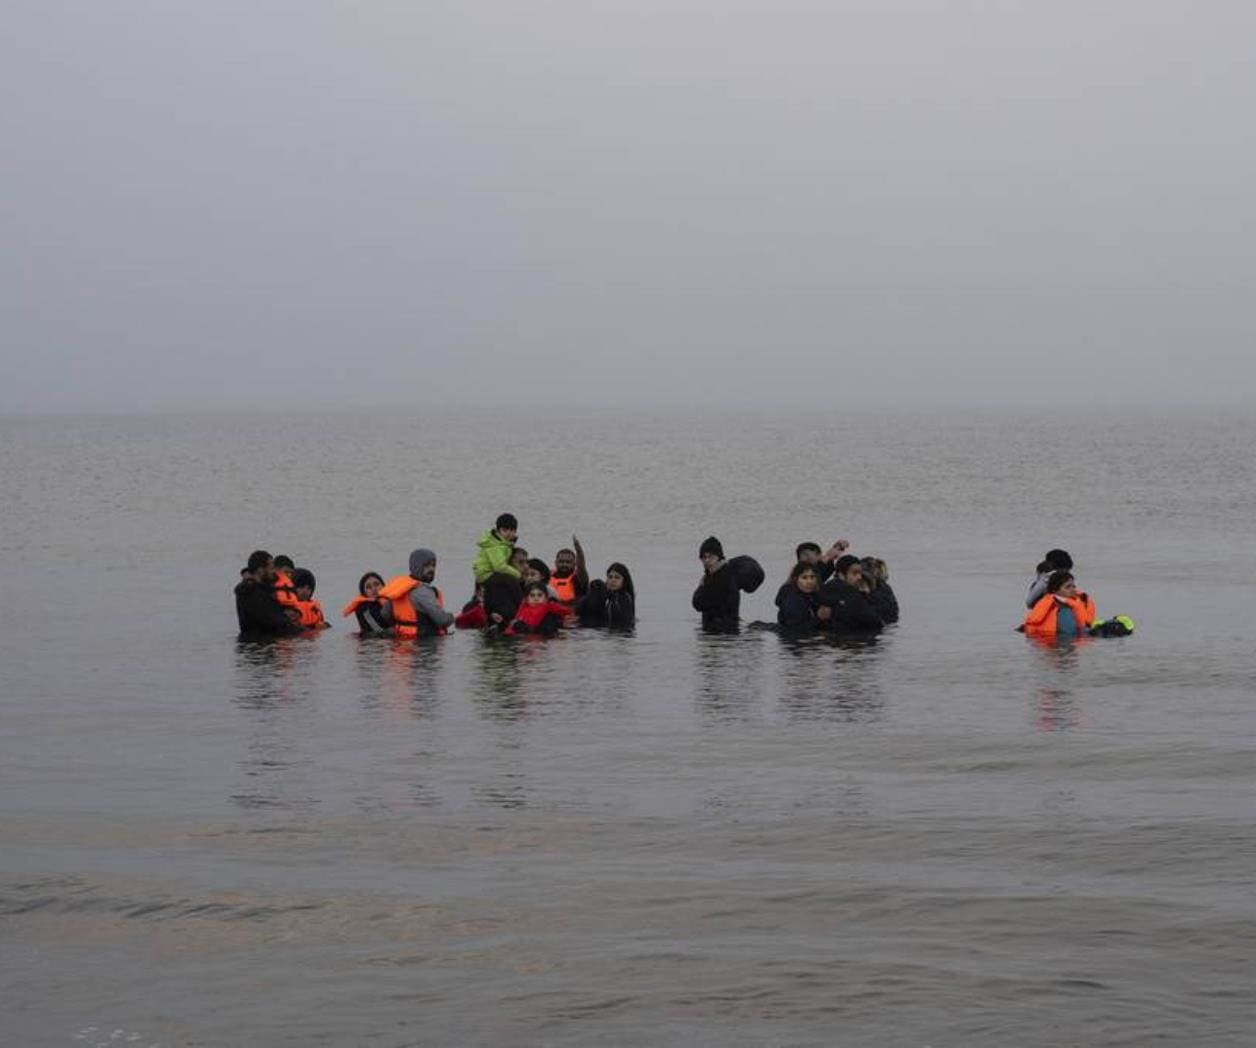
[691, 535, 898, 636]
[234, 514, 635, 640]
[232, 518, 1130, 643]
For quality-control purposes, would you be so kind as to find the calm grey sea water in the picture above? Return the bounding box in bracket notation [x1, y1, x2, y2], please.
[2, 409, 1254, 1047]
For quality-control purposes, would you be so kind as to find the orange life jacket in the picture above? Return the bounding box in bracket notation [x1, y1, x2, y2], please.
[378, 575, 446, 638]
[294, 598, 327, 629]
[1023, 592, 1096, 639]
[342, 595, 370, 618]
[550, 571, 578, 604]
[273, 571, 299, 607]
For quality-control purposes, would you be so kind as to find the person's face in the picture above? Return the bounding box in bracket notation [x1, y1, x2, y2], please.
[499, 527, 518, 543]
[259, 559, 276, 582]
[523, 566, 542, 585]
[1057, 578, 1078, 597]
[420, 559, 437, 582]
[796, 568, 818, 593]
[798, 548, 819, 566]
[525, 589, 546, 605]
[555, 551, 576, 575]
[296, 584, 313, 601]
[363, 576, 383, 600]
[511, 549, 529, 572]
[700, 552, 720, 574]
[606, 569, 624, 592]
[841, 565, 863, 587]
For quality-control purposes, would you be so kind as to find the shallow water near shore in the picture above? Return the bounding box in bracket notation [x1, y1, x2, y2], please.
[2, 408, 1254, 1046]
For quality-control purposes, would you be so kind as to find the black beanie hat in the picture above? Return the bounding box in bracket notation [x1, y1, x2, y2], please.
[699, 536, 724, 559]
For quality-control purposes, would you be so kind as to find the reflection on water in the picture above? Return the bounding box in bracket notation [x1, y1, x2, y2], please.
[776, 634, 886, 724]
[230, 640, 319, 814]
[1034, 686, 1081, 732]
[231, 638, 302, 709]
[693, 630, 767, 721]
[471, 638, 528, 719]
[352, 636, 449, 720]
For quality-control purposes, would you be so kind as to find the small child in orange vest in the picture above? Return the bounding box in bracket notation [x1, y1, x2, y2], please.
[291, 568, 331, 630]
[272, 554, 300, 610]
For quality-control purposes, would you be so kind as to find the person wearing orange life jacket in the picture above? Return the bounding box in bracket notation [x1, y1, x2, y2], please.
[272, 554, 299, 610]
[550, 535, 589, 606]
[341, 571, 393, 635]
[378, 548, 456, 639]
[290, 568, 331, 630]
[1022, 570, 1096, 641]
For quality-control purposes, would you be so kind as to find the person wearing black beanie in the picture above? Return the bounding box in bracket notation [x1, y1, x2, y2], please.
[692, 536, 740, 632]
[699, 536, 724, 560]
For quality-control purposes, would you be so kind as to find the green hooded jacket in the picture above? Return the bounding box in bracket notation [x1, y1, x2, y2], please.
[472, 528, 519, 583]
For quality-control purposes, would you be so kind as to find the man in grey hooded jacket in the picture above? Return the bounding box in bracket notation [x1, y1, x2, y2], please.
[408, 548, 456, 634]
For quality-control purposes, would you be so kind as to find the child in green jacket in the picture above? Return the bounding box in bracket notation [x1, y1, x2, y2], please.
[472, 513, 520, 584]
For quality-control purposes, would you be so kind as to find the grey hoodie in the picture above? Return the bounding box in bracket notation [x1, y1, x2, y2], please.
[408, 548, 455, 630]
[1026, 571, 1052, 609]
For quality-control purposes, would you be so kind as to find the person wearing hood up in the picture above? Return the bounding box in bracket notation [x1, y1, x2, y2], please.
[378, 548, 456, 638]
[692, 536, 741, 632]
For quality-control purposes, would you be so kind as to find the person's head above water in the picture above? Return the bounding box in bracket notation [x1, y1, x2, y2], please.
[523, 581, 549, 604]
[606, 562, 634, 596]
[510, 547, 529, 573]
[358, 572, 384, 599]
[1046, 570, 1076, 595]
[246, 550, 274, 580]
[273, 554, 295, 574]
[495, 513, 518, 542]
[408, 548, 437, 582]
[833, 554, 862, 586]
[291, 568, 316, 599]
[699, 536, 724, 573]
[1038, 549, 1073, 573]
[525, 558, 551, 585]
[795, 542, 822, 564]
[790, 561, 820, 593]
[860, 556, 888, 587]
[554, 548, 577, 577]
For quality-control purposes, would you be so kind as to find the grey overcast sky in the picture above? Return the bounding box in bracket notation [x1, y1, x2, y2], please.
[3, 1, 1254, 413]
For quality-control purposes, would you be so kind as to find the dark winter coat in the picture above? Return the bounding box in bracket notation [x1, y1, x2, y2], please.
[817, 577, 883, 634]
[866, 582, 899, 625]
[692, 563, 741, 632]
[775, 582, 822, 632]
[235, 578, 301, 637]
[577, 580, 636, 628]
